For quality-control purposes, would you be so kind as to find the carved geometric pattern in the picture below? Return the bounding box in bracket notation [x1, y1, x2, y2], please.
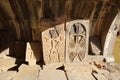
[66, 20, 89, 62]
[42, 20, 89, 64]
[42, 24, 65, 64]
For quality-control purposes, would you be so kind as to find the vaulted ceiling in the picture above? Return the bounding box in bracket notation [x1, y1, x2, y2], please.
[0, 0, 120, 50]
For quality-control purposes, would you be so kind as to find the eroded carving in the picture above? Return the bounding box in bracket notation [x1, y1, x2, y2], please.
[42, 24, 65, 64]
[66, 20, 89, 62]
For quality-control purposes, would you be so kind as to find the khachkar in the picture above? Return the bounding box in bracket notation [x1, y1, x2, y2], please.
[26, 42, 40, 65]
[42, 24, 65, 64]
[66, 20, 89, 62]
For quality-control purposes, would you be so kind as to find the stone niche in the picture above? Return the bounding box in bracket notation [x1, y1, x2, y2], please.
[42, 20, 89, 64]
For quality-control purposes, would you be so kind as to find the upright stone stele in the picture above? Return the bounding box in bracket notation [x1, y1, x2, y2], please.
[66, 20, 89, 62]
[42, 24, 65, 64]
[26, 42, 40, 65]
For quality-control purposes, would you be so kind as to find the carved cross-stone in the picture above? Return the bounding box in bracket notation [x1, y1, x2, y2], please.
[66, 20, 89, 63]
[42, 24, 65, 64]
[42, 20, 89, 64]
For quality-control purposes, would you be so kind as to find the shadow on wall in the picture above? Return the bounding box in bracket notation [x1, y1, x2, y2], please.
[0, 21, 17, 56]
[27, 42, 43, 64]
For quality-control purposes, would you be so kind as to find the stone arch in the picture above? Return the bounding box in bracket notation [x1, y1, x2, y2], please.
[103, 12, 120, 62]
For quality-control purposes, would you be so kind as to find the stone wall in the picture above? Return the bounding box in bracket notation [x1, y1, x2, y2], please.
[0, 0, 120, 58]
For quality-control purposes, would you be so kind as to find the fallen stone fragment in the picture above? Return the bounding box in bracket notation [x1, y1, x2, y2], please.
[13, 64, 40, 80]
[64, 62, 92, 72]
[66, 71, 95, 80]
[0, 57, 16, 72]
[18, 64, 41, 71]
[39, 70, 67, 80]
[0, 71, 17, 80]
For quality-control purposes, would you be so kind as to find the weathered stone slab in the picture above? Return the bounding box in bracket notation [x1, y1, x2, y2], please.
[66, 71, 94, 80]
[64, 62, 92, 72]
[42, 24, 65, 64]
[18, 64, 41, 71]
[0, 71, 17, 80]
[43, 63, 63, 70]
[92, 73, 108, 80]
[64, 62, 100, 80]
[26, 42, 41, 65]
[66, 20, 89, 62]
[39, 70, 67, 80]
[13, 64, 40, 80]
[0, 57, 16, 72]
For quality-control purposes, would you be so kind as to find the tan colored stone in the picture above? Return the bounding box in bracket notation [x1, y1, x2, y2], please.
[64, 62, 92, 72]
[66, 71, 95, 80]
[39, 70, 67, 80]
[18, 64, 41, 71]
[66, 20, 89, 62]
[26, 42, 40, 65]
[0, 57, 16, 72]
[43, 63, 63, 70]
[13, 64, 40, 80]
[42, 24, 65, 64]
[0, 71, 17, 80]
[65, 63, 94, 80]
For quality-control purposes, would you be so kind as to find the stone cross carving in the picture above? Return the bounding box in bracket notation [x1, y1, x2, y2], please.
[66, 20, 89, 62]
[42, 24, 65, 64]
